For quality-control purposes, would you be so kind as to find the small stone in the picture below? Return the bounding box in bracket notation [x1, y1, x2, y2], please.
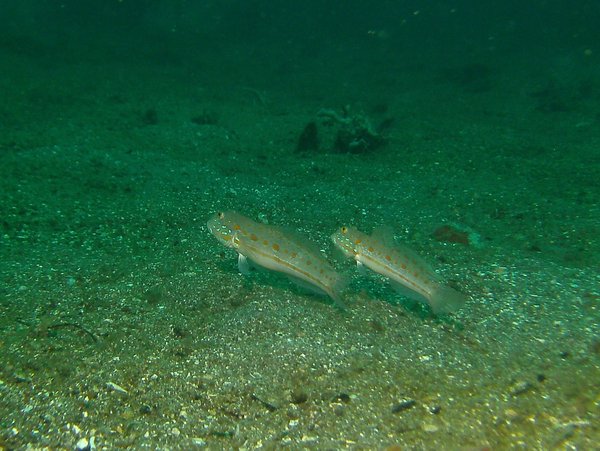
[510, 380, 533, 396]
[14, 374, 32, 383]
[300, 434, 318, 443]
[106, 381, 128, 395]
[75, 438, 90, 451]
[423, 423, 439, 432]
[429, 405, 441, 415]
[290, 390, 308, 404]
[391, 399, 416, 413]
[335, 392, 351, 403]
[288, 419, 299, 428]
[432, 225, 470, 245]
[536, 374, 546, 383]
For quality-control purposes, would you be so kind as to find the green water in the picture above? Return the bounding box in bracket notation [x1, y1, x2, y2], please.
[1, 1, 599, 449]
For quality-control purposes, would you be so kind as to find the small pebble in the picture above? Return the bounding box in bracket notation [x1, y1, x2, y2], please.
[75, 438, 89, 451]
[288, 419, 299, 428]
[290, 390, 308, 404]
[536, 374, 546, 383]
[106, 381, 128, 395]
[334, 392, 351, 403]
[14, 374, 32, 383]
[423, 423, 439, 432]
[429, 405, 442, 414]
[510, 381, 533, 396]
[192, 438, 207, 446]
[391, 399, 416, 413]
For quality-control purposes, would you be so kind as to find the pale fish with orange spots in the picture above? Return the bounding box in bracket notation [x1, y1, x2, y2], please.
[331, 226, 467, 314]
[207, 211, 347, 309]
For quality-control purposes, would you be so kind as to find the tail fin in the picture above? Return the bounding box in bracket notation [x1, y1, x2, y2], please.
[428, 285, 468, 315]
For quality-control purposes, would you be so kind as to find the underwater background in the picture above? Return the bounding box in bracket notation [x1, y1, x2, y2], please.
[1, 1, 599, 449]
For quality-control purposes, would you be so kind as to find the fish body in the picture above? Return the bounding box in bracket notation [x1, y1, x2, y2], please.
[207, 211, 346, 308]
[331, 226, 466, 314]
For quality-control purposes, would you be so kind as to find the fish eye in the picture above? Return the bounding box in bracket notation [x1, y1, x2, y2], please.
[341, 226, 348, 234]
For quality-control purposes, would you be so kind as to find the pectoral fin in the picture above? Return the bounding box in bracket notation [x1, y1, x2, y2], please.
[356, 260, 368, 276]
[238, 253, 251, 275]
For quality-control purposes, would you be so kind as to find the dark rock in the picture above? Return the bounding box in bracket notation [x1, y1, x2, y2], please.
[296, 121, 319, 152]
[290, 390, 309, 404]
[391, 399, 416, 413]
[334, 125, 383, 153]
[333, 392, 351, 403]
[432, 225, 470, 245]
[536, 374, 546, 383]
[172, 325, 187, 338]
[429, 405, 441, 414]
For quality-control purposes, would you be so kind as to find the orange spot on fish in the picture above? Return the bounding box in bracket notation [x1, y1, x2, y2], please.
[250, 234, 258, 241]
[272, 243, 280, 251]
[401, 263, 407, 269]
[355, 239, 362, 244]
[233, 224, 241, 230]
[368, 246, 374, 252]
[291, 252, 297, 258]
[385, 255, 391, 261]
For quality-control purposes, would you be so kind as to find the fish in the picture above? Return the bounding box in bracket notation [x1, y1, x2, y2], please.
[207, 211, 347, 309]
[331, 225, 467, 314]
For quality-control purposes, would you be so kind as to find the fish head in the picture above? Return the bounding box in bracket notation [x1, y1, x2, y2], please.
[207, 211, 239, 249]
[331, 226, 362, 260]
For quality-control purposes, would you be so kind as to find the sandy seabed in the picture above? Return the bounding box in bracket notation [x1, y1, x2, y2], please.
[1, 41, 599, 449]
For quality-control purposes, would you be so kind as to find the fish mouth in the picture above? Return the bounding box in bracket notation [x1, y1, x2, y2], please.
[206, 216, 219, 235]
[207, 215, 235, 248]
